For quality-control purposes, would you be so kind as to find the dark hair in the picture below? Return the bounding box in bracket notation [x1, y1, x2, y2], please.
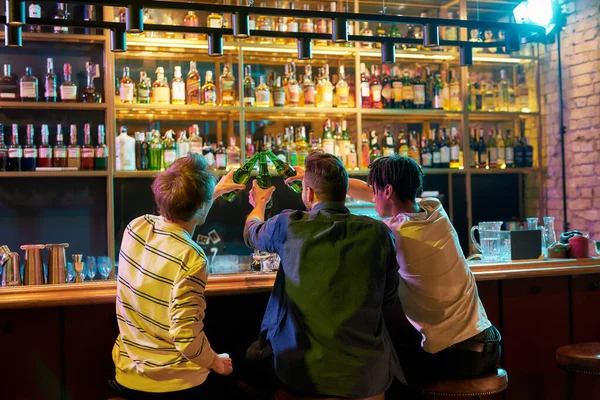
[304, 152, 348, 202]
[367, 156, 424, 202]
[151, 153, 216, 222]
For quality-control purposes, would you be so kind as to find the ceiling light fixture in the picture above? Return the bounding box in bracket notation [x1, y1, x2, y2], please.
[126, 5, 144, 34]
[4, 25, 22, 47]
[208, 33, 223, 56]
[5, 0, 25, 27]
[110, 27, 127, 52]
[297, 37, 312, 60]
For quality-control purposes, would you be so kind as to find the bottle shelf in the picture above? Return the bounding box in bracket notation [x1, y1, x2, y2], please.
[0, 33, 106, 44]
[244, 107, 355, 119]
[360, 109, 463, 119]
[115, 104, 240, 120]
[358, 48, 536, 65]
[0, 102, 108, 111]
[0, 171, 109, 178]
[468, 111, 539, 121]
[114, 170, 230, 178]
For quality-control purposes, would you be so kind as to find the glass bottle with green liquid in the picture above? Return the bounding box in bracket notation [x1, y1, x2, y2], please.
[221, 152, 260, 202]
[149, 130, 164, 171]
[265, 150, 302, 194]
[256, 152, 273, 209]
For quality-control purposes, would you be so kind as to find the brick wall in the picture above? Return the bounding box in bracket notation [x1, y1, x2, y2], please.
[540, 0, 600, 250]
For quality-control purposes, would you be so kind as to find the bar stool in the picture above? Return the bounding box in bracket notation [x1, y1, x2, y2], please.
[415, 368, 508, 399]
[556, 342, 600, 399]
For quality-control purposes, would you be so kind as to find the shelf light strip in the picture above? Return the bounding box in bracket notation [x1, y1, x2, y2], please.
[358, 51, 454, 60]
[472, 56, 522, 64]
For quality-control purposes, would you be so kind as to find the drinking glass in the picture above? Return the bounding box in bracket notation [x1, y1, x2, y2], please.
[84, 256, 97, 281]
[97, 256, 112, 280]
[67, 262, 75, 283]
[526, 217, 539, 230]
[543, 216, 557, 246]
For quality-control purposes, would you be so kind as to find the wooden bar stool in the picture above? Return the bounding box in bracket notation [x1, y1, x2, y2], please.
[415, 368, 508, 399]
[556, 342, 600, 399]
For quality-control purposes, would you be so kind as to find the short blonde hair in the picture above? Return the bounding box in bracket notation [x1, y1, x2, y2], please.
[151, 154, 216, 222]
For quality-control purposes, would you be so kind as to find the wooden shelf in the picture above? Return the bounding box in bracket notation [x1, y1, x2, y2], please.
[0, 32, 105, 44]
[0, 102, 107, 110]
[114, 169, 229, 178]
[244, 106, 355, 119]
[468, 167, 543, 174]
[0, 171, 109, 178]
[361, 109, 462, 119]
[468, 111, 539, 120]
[115, 104, 240, 120]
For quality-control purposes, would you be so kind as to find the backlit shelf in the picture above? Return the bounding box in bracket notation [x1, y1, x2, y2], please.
[468, 167, 543, 174]
[0, 171, 109, 178]
[0, 32, 106, 44]
[244, 106, 355, 119]
[360, 109, 462, 119]
[468, 111, 539, 121]
[114, 169, 229, 178]
[0, 102, 107, 110]
[115, 104, 240, 120]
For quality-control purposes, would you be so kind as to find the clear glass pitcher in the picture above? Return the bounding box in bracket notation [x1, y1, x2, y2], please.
[470, 222, 506, 262]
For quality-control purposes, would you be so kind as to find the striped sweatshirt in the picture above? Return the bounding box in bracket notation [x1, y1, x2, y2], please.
[112, 215, 217, 393]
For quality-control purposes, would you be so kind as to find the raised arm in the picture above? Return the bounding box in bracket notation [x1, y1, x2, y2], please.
[348, 178, 374, 203]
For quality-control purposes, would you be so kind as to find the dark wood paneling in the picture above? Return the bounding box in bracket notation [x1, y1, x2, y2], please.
[0, 308, 62, 400]
[501, 277, 571, 400]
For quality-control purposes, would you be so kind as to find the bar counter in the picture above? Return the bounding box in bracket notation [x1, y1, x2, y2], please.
[1, 258, 599, 310]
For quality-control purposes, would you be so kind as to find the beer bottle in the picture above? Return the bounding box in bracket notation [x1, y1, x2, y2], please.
[221, 152, 260, 201]
[265, 149, 302, 194]
[256, 152, 273, 209]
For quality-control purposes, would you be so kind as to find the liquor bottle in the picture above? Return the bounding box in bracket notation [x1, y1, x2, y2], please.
[215, 141, 227, 170]
[54, 124, 68, 167]
[284, 127, 297, 166]
[93, 125, 107, 171]
[273, 1, 287, 45]
[421, 131, 433, 168]
[484, 82, 495, 112]
[83, 63, 102, 103]
[524, 137, 534, 168]
[404, 23, 415, 51]
[360, 132, 370, 169]
[256, 152, 274, 208]
[59, 63, 78, 102]
[189, 125, 203, 155]
[332, 123, 342, 160]
[200, 71, 216, 106]
[257, 3, 273, 44]
[369, 65, 383, 109]
[446, 12, 458, 42]
[450, 127, 461, 169]
[295, 126, 309, 166]
[397, 130, 409, 157]
[20, 67, 38, 102]
[28, 2, 42, 33]
[136, 72, 151, 104]
[254, 75, 271, 107]
[37, 124, 52, 168]
[392, 66, 403, 109]
[220, 64, 236, 106]
[359, 22, 373, 48]
[186, 61, 201, 105]
[152, 67, 170, 104]
[449, 70, 461, 111]
[496, 130, 506, 168]
[22, 124, 37, 172]
[431, 130, 441, 168]
[469, 128, 478, 168]
[176, 130, 190, 159]
[80, 123, 95, 170]
[340, 121, 351, 162]
[81, 5, 97, 35]
[116, 126, 135, 171]
[0, 124, 5, 171]
[7, 124, 22, 172]
[243, 65, 255, 107]
[477, 128, 487, 168]
[408, 131, 420, 165]
[67, 125, 81, 169]
[425, 68, 434, 109]
[382, 127, 395, 157]
[402, 70, 414, 109]
[54, 3, 69, 34]
[381, 65, 393, 109]
[226, 136, 241, 170]
[301, 4, 314, 33]
[517, 66, 530, 112]
[498, 69, 510, 112]
[487, 130, 497, 168]
[287, 63, 300, 107]
[322, 119, 335, 155]
[273, 76, 285, 107]
[484, 30, 496, 54]
[148, 129, 163, 171]
[183, 11, 199, 40]
[433, 74, 444, 110]
[470, 82, 483, 111]
[505, 130, 515, 168]
[318, 64, 334, 108]
[360, 63, 371, 108]
[0, 64, 19, 101]
[117, 67, 134, 104]
[369, 130, 381, 162]
[302, 65, 316, 107]
[221, 152, 260, 201]
[171, 66, 186, 105]
[207, 10, 224, 29]
[204, 141, 217, 170]
[344, 144, 357, 169]
[163, 130, 177, 169]
[245, 133, 256, 159]
[438, 128, 450, 168]
[413, 67, 426, 109]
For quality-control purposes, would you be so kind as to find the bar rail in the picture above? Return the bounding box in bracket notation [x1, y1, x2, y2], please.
[0, 258, 599, 310]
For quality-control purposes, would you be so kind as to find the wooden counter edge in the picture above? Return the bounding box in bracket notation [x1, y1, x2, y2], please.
[1, 259, 599, 310]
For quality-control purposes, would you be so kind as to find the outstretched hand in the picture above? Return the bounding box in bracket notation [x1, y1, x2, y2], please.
[249, 180, 276, 208]
[284, 166, 305, 186]
[214, 169, 246, 199]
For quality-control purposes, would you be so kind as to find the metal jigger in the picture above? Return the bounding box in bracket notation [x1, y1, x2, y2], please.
[72, 254, 84, 283]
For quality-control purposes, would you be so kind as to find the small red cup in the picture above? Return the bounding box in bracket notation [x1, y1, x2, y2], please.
[568, 235, 590, 258]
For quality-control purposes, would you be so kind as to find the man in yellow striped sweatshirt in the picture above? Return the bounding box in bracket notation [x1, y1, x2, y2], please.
[111, 154, 245, 399]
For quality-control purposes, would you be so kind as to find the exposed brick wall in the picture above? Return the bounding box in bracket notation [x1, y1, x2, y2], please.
[540, 0, 600, 251]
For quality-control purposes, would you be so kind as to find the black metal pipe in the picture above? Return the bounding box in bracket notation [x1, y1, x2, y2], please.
[557, 31, 569, 232]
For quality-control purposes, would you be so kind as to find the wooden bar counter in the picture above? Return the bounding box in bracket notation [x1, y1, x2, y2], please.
[1, 258, 599, 400]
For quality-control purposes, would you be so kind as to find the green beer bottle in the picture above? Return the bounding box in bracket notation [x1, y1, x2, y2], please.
[221, 152, 260, 202]
[265, 149, 302, 194]
[256, 152, 273, 209]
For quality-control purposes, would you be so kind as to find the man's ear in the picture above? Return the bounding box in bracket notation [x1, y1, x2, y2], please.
[384, 184, 394, 200]
[307, 186, 315, 203]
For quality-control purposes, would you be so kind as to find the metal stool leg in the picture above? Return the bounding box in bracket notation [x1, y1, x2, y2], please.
[565, 371, 576, 400]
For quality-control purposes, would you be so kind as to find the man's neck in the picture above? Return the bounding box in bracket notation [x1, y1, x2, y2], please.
[391, 199, 419, 216]
[164, 217, 196, 236]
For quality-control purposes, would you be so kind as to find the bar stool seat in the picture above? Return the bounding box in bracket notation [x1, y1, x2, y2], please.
[557, 342, 600, 375]
[416, 368, 508, 398]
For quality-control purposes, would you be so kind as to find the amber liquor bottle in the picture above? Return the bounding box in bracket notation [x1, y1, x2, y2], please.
[81, 123, 95, 170]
